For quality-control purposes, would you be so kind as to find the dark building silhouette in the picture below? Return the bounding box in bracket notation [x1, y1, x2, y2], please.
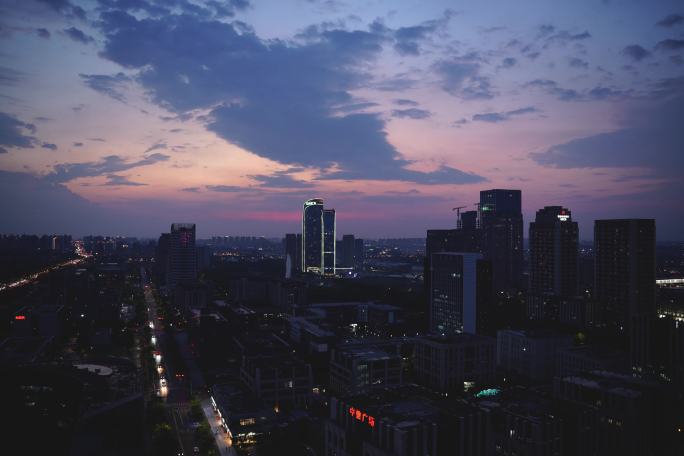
[341, 234, 355, 268]
[284, 233, 302, 276]
[155, 232, 170, 285]
[168, 223, 197, 288]
[528, 206, 579, 321]
[429, 252, 491, 335]
[480, 189, 523, 292]
[594, 219, 655, 369]
[354, 238, 364, 267]
[323, 208, 336, 276]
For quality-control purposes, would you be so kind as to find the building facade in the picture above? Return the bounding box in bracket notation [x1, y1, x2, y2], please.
[429, 252, 487, 335]
[323, 208, 336, 276]
[594, 219, 655, 368]
[302, 199, 324, 274]
[479, 189, 523, 292]
[168, 223, 197, 288]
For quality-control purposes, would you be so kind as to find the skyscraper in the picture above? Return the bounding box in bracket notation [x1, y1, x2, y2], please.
[284, 233, 302, 277]
[168, 223, 197, 288]
[323, 209, 336, 276]
[594, 219, 655, 368]
[424, 211, 482, 297]
[354, 238, 364, 268]
[479, 189, 523, 292]
[341, 234, 355, 268]
[529, 206, 579, 295]
[302, 199, 324, 274]
[429, 252, 489, 335]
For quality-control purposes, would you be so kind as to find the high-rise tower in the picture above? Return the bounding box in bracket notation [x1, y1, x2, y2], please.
[168, 223, 197, 288]
[594, 219, 655, 368]
[323, 209, 336, 276]
[302, 199, 324, 274]
[479, 189, 523, 292]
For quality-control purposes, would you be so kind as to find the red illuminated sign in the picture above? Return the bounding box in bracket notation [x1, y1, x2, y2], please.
[15, 315, 26, 320]
[349, 406, 375, 428]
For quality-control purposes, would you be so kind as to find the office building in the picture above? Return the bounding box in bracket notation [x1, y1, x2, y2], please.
[341, 234, 355, 268]
[554, 370, 672, 456]
[155, 232, 170, 285]
[354, 238, 364, 267]
[284, 233, 301, 277]
[496, 329, 573, 382]
[302, 199, 324, 274]
[168, 223, 197, 288]
[528, 206, 579, 321]
[323, 208, 336, 276]
[429, 252, 490, 335]
[594, 219, 655, 368]
[424, 212, 481, 298]
[479, 189, 523, 292]
[329, 344, 403, 394]
[529, 206, 579, 296]
[413, 334, 496, 393]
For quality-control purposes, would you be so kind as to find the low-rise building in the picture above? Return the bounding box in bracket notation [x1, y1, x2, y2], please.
[413, 334, 496, 393]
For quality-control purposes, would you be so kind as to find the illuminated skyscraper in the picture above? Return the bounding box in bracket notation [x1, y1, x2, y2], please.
[323, 209, 336, 276]
[168, 223, 197, 288]
[302, 199, 324, 274]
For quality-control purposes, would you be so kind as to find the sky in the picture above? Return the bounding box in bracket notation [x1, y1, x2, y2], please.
[0, 0, 682, 240]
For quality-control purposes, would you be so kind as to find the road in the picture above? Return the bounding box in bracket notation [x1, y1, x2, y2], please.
[141, 266, 224, 456]
[202, 399, 237, 456]
[142, 268, 190, 454]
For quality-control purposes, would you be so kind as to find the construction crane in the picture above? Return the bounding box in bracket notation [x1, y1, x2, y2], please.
[452, 206, 466, 229]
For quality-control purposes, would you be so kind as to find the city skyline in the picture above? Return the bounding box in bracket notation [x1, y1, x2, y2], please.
[0, 0, 683, 240]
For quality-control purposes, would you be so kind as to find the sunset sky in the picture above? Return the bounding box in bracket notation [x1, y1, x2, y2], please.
[0, 0, 682, 239]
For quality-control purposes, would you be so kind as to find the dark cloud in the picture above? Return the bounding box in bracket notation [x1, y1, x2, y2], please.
[144, 142, 167, 153]
[433, 56, 495, 99]
[656, 14, 684, 27]
[472, 106, 538, 123]
[102, 174, 147, 186]
[0, 112, 37, 149]
[181, 186, 200, 192]
[45, 153, 170, 183]
[622, 44, 651, 61]
[525, 79, 627, 102]
[206, 184, 258, 193]
[73, 142, 83, 147]
[248, 170, 315, 188]
[36, 0, 86, 20]
[0, 170, 116, 236]
[36, 28, 50, 39]
[372, 75, 418, 91]
[334, 101, 379, 113]
[568, 57, 588, 68]
[95, 10, 482, 185]
[393, 98, 418, 106]
[391, 108, 431, 119]
[41, 142, 57, 150]
[393, 11, 452, 56]
[500, 57, 516, 68]
[530, 94, 683, 172]
[656, 39, 684, 51]
[0, 66, 25, 87]
[64, 27, 94, 44]
[80, 73, 131, 101]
